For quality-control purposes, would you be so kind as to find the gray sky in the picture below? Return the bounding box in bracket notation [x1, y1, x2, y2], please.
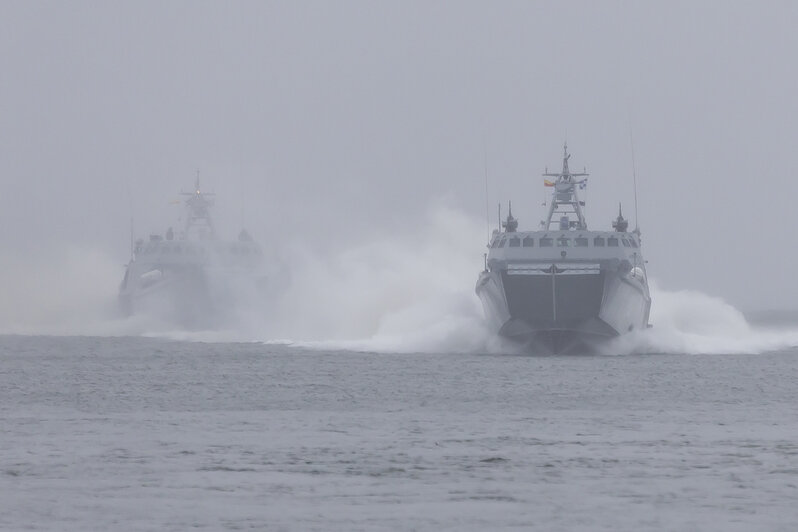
[1, 0, 797, 311]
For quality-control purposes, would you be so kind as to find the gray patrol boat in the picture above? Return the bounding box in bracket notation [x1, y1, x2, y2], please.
[119, 179, 275, 327]
[476, 145, 651, 353]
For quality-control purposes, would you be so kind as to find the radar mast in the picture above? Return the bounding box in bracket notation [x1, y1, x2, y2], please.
[542, 143, 589, 230]
[181, 175, 216, 240]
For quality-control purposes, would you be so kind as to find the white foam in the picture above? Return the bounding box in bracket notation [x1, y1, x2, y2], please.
[3, 208, 798, 356]
[605, 283, 798, 355]
[242, 204, 506, 353]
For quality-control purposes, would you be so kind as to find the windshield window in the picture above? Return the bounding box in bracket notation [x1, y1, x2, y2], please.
[608, 237, 619, 247]
[523, 237, 534, 247]
[575, 237, 588, 247]
[509, 237, 520, 247]
[540, 237, 553, 247]
[594, 237, 605, 247]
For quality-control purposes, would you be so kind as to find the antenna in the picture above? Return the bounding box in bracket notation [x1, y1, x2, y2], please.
[630, 129, 640, 235]
[130, 216, 134, 260]
[240, 184, 245, 230]
[498, 202, 501, 233]
[125, 181, 134, 261]
[239, 162, 245, 230]
[483, 132, 490, 244]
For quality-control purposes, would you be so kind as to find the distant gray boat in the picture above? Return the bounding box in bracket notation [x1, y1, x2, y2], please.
[476, 145, 651, 353]
[119, 178, 277, 327]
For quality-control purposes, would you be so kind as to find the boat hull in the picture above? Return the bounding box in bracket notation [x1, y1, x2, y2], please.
[119, 264, 273, 328]
[476, 263, 650, 354]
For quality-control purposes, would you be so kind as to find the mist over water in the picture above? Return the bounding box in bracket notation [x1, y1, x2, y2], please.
[2, 206, 798, 356]
[0, 246, 124, 336]
[258, 205, 497, 353]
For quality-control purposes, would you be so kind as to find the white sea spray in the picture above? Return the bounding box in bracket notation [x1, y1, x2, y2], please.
[2, 207, 797, 355]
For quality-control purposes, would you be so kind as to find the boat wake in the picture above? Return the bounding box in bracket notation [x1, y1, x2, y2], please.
[279, 283, 798, 356]
[2, 207, 797, 355]
[604, 285, 798, 355]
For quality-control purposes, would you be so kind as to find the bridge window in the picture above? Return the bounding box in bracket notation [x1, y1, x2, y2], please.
[630, 238, 639, 248]
[540, 237, 553, 247]
[575, 237, 588, 247]
[622, 239, 630, 247]
[522, 236, 534, 247]
[608, 237, 619, 247]
[498, 238, 506, 248]
[557, 237, 570, 247]
[593, 236, 605, 247]
[509, 237, 520, 247]
[490, 238, 499, 248]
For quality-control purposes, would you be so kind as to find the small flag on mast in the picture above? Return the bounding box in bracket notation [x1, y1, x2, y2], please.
[544, 179, 555, 187]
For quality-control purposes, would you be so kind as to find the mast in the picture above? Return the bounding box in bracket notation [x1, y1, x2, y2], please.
[630, 130, 641, 236]
[502, 201, 518, 232]
[542, 143, 589, 230]
[180, 175, 216, 240]
[612, 203, 629, 232]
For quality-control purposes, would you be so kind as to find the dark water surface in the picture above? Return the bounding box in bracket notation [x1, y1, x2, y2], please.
[2, 335, 798, 530]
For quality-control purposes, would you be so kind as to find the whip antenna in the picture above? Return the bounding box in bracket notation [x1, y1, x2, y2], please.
[483, 132, 491, 244]
[126, 181, 134, 260]
[630, 129, 640, 235]
[498, 202, 502, 233]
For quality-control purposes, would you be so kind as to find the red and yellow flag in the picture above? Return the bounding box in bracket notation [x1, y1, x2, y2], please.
[544, 179, 555, 187]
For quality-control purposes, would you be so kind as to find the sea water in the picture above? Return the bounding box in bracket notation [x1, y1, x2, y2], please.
[2, 332, 798, 531]
[3, 210, 798, 529]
